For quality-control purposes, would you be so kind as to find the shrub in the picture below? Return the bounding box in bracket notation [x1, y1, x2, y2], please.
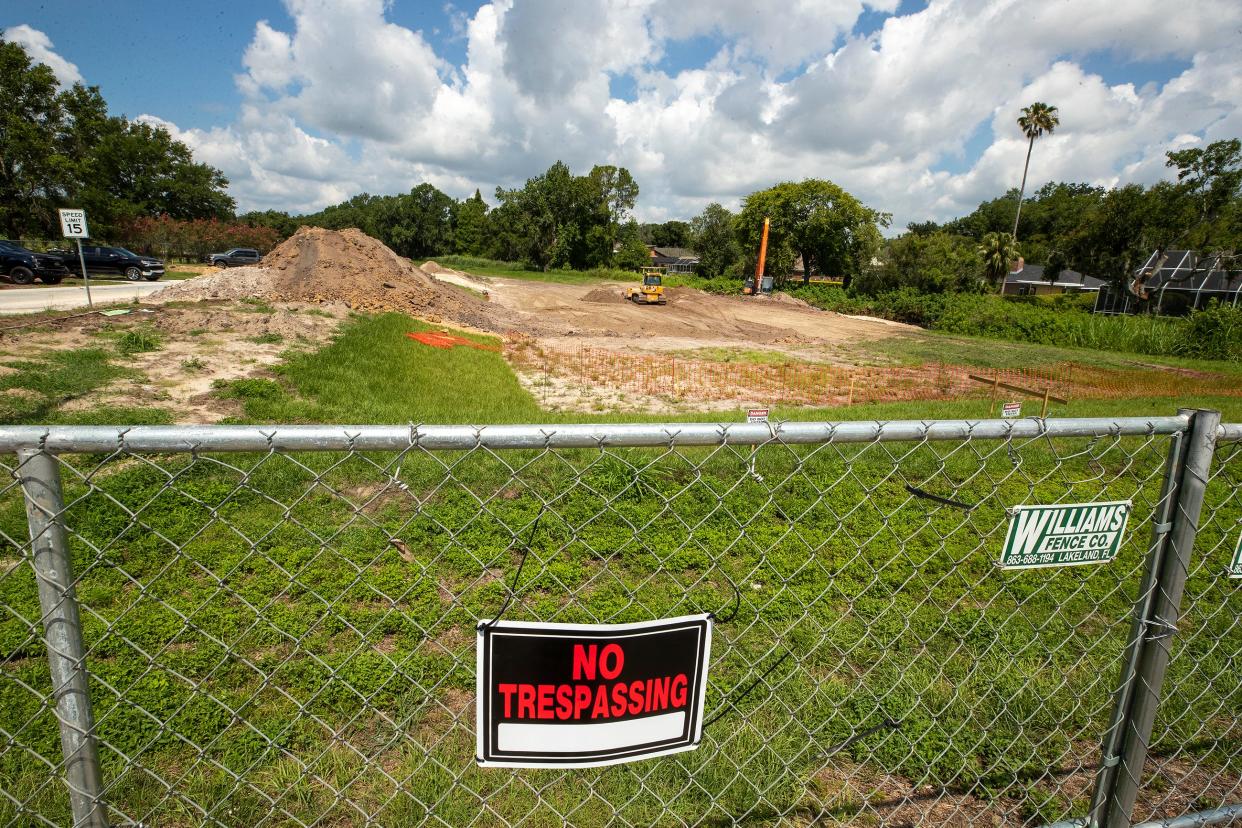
[1175, 302, 1242, 361]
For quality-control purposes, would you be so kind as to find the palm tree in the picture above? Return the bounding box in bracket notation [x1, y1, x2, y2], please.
[980, 231, 1020, 290]
[1012, 102, 1060, 239]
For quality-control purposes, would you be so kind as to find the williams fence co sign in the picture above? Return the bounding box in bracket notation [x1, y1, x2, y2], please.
[1000, 500, 1131, 570]
[476, 614, 712, 768]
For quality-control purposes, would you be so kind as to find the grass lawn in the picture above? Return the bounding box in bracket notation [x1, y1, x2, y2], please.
[1, 310, 1238, 826]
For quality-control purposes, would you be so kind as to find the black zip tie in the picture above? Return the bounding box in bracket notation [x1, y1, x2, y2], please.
[478, 506, 547, 631]
[821, 717, 903, 758]
[905, 484, 974, 511]
[703, 649, 793, 728]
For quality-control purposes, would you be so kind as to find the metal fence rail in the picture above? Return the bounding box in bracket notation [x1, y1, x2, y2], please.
[1, 414, 1238, 827]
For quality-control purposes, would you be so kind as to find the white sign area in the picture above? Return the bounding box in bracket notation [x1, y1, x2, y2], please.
[58, 209, 89, 238]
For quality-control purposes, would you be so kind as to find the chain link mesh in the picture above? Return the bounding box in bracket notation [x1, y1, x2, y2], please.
[1139, 432, 1242, 823]
[0, 421, 1237, 827]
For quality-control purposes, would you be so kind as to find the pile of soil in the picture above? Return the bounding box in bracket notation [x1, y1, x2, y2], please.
[580, 287, 626, 304]
[152, 228, 538, 334]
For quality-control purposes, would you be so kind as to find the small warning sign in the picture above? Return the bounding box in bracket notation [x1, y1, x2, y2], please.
[1000, 501, 1131, 569]
[747, 408, 770, 424]
[476, 615, 712, 768]
[1001, 401, 1021, 418]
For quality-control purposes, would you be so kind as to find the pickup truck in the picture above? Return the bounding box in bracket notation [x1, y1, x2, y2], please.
[207, 248, 261, 267]
[51, 245, 166, 281]
[0, 240, 71, 284]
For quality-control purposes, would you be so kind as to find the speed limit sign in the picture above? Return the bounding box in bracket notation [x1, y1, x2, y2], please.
[58, 209, 89, 238]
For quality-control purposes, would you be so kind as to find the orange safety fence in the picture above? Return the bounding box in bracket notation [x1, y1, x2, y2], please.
[406, 331, 501, 352]
[512, 346, 1242, 407]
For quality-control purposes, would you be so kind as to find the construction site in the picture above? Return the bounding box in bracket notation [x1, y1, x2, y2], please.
[5, 226, 1238, 424]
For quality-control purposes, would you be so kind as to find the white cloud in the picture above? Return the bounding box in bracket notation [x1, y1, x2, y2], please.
[8, 0, 1242, 229]
[4, 24, 82, 86]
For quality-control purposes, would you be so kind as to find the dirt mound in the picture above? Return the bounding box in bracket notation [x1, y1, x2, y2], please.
[581, 287, 626, 304]
[152, 227, 541, 334]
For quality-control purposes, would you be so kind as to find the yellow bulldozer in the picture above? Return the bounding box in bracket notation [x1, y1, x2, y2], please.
[623, 267, 667, 305]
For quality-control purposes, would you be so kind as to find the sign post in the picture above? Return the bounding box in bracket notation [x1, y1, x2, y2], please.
[58, 209, 91, 308]
[1000, 500, 1131, 569]
[476, 614, 712, 768]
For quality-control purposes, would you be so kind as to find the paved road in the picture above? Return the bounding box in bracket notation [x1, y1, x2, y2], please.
[0, 281, 169, 315]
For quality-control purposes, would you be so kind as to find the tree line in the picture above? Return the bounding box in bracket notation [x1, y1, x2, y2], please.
[894, 139, 1242, 293]
[1, 37, 233, 240]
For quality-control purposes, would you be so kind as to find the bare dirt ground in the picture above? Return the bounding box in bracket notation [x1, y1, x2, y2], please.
[476, 276, 913, 352]
[3, 301, 348, 422]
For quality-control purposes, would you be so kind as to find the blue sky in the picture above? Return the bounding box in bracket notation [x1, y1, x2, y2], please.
[5, 0, 1239, 227]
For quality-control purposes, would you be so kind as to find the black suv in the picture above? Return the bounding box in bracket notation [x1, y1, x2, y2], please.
[54, 245, 166, 281]
[207, 248, 261, 267]
[0, 240, 70, 285]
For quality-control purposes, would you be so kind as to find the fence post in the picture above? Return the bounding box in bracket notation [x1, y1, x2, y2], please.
[17, 449, 109, 828]
[1089, 408, 1219, 828]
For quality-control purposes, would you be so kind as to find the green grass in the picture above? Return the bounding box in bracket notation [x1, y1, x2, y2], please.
[115, 327, 163, 355]
[218, 314, 543, 423]
[0, 349, 129, 424]
[0, 310, 1238, 825]
[207, 312, 1242, 425]
[0, 412, 1236, 825]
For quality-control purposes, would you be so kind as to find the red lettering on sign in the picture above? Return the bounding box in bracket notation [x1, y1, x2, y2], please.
[498, 683, 517, 717]
[650, 676, 669, 709]
[599, 643, 624, 679]
[556, 684, 573, 720]
[517, 684, 536, 719]
[573, 685, 592, 719]
[611, 683, 628, 717]
[671, 674, 688, 707]
[572, 644, 597, 680]
[628, 680, 645, 714]
[537, 684, 554, 719]
[591, 685, 611, 719]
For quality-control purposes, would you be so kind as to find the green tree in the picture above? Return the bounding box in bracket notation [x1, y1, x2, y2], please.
[646, 220, 691, 248]
[737, 179, 889, 286]
[1012, 102, 1060, 239]
[454, 189, 488, 255]
[0, 36, 234, 238]
[1165, 138, 1242, 252]
[689, 203, 740, 278]
[238, 209, 299, 238]
[614, 220, 650, 271]
[978, 231, 1020, 289]
[0, 38, 66, 236]
[859, 231, 983, 294]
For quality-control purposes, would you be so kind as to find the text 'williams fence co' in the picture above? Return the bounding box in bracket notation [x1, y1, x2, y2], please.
[0, 414, 1238, 827]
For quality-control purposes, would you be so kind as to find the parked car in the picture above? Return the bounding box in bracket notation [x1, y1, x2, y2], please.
[0, 240, 70, 285]
[51, 245, 166, 281]
[207, 248, 261, 267]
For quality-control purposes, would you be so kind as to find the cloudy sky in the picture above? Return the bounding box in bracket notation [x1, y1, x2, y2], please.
[6, 0, 1241, 229]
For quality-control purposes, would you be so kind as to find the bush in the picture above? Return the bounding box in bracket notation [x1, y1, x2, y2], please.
[784, 285, 1239, 363]
[1175, 302, 1242, 361]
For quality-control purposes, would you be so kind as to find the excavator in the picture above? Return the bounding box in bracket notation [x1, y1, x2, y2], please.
[623, 267, 668, 305]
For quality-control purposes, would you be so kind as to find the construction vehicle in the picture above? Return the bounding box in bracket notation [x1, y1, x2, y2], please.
[623, 267, 668, 305]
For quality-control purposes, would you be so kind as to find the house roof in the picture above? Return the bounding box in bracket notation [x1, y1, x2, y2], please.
[1132, 250, 1242, 294]
[648, 246, 699, 261]
[1005, 263, 1105, 290]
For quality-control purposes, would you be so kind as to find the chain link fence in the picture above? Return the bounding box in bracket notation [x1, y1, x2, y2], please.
[0, 416, 1238, 827]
